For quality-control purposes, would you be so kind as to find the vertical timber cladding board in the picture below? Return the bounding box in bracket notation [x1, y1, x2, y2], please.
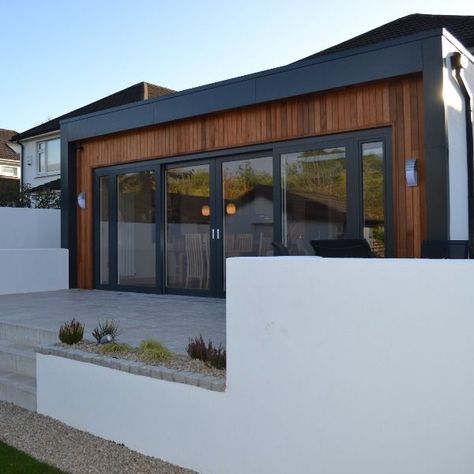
[76, 74, 425, 288]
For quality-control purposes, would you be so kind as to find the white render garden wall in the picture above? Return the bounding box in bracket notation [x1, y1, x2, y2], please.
[0, 249, 68, 295]
[0, 207, 66, 294]
[37, 257, 474, 474]
[0, 207, 60, 248]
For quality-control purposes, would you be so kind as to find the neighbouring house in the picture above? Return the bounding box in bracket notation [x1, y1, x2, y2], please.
[0, 128, 21, 182]
[10, 82, 175, 193]
[56, 13, 474, 297]
[0, 129, 21, 202]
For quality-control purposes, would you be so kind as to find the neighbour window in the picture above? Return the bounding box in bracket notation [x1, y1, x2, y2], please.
[1, 166, 18, 177]
[37, 139, 60, 174]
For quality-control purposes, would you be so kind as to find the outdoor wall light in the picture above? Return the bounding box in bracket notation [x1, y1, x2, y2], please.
[226, 202, 237, 215]
[405, 159, 418, 187]
[77, 192, 86, 209]
[201, 204, 211, 217]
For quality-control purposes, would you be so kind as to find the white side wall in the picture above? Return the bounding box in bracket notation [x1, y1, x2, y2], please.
[20, 132, 60, 188]
[0, 207, 60, 248]
[442, 37, 474, 239]
[38, 257, 474, 474]
[0, 249, 68, 295]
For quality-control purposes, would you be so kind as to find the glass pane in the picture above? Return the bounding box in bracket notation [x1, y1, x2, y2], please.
[46, 139, 60, 173]
[282, 147, 347, 255]
[99, 176, 109, 285]
[38, 152, 46, 173]
[117, 171, 156, 287]
[222, 156, 273, 283]
[362, 142, 385, 257]
[166, 164, 210, 290]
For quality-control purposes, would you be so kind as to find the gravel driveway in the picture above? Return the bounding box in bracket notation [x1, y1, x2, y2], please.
[0, 402, 195, 474]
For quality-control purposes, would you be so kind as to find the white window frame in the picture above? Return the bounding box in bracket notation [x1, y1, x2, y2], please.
[1, 165, 18, 177]
[37, 139, 60, 176]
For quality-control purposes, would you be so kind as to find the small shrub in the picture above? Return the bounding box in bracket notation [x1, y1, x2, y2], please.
[98, 342, 133, 355]
[92, 319, 120, 343]
[187, 335, 226, 369]
[58, 319, 84, 345]
[138, 339, 172, 363]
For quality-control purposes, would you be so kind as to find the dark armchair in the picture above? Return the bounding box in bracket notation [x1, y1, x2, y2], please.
[310, 239, 372, 258]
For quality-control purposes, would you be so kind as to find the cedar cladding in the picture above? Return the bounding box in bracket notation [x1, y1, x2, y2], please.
[77, 74, 425, 288]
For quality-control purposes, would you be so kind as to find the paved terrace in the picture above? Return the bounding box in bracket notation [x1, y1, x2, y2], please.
[0, 290, 226, 354]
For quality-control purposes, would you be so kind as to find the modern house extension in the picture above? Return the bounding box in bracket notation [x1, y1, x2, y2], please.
[59, 14, 474, 297]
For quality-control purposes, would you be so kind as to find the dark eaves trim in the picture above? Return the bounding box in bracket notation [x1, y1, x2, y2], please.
[60, 28, 446, 142]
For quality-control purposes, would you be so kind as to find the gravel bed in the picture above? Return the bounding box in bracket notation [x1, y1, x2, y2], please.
[0, 401, 195, 474]
[58, 341, 225, 378]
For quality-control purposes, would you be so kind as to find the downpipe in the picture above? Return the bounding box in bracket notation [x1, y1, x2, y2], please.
[451, 52, 474, 256]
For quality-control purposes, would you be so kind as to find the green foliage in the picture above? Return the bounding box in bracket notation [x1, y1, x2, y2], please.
[92, 319, 120, 343]
[285, 148, 347, 200]
[0, 440, 64, 473]
[363, 153, 384, 221]
[138, 339, 172, 363]
[98, 342, 133, 355]
[33, 188, 61, 209]
[0, 179, 21, 207]
[0, 182, 60, 209]
[223, 161, 273, 200]
[187, 335, 226, 369]
[58, 319, 84, 345]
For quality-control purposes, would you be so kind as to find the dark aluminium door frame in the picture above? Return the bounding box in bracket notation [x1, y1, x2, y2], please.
[93, 127, 392, 297]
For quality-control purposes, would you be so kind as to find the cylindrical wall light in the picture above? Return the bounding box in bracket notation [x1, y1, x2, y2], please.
[77, 192, 86, 209]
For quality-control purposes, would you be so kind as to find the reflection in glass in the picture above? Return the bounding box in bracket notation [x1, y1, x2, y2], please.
[166, 164, 210, 290]
[117, 171, 156, 287]
[222, 156, 273, 281]
[282, 147, 347, 255]
[99, 176, 109, 285]
[362, 142, 385, 257]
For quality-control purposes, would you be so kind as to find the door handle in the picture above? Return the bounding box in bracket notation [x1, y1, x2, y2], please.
[217, 229, 220, 240]
[211, 229, 215, 240]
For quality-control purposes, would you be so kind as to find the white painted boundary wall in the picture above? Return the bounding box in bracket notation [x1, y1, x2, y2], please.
[0, 249, 68, 295]
[0, 207, 60, 248]
[38, 258, 474, 474]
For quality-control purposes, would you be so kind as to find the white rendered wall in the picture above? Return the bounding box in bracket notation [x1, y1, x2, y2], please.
[21, 133, 60, 188]
[37, 257, 474, 474]
[0, 249, 68, 295]
[0, 207, 60, 248]
[442, 37, 474, 239]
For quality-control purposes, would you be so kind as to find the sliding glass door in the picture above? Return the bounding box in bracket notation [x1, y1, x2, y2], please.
[221, 156, 274, 286]
[94, 128, 391, 296]
[117, 171, 156, 287]
[165, 163, 211, 292]
[95, 166, 159, 292]
[164, 155, 273, 295]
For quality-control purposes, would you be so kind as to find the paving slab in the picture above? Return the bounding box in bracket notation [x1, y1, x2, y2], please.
[0, 290, 226, 354]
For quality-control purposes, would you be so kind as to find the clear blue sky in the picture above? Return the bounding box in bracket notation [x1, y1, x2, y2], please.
[2, 0, 473, 132]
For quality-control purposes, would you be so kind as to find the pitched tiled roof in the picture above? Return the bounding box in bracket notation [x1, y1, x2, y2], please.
[298, 14, 474, 62]
[0, 129, 20, 161]
[12, 82, 175, 142]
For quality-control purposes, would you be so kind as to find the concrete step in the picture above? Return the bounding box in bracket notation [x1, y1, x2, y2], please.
[0, 322, 57, 347]
[0, 369, 36, 411]
[0, 339, 36, 377]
